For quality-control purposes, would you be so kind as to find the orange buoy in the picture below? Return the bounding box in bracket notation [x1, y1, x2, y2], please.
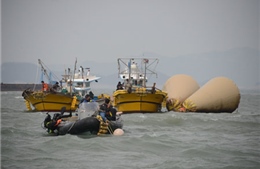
[113, 129, 124, 136]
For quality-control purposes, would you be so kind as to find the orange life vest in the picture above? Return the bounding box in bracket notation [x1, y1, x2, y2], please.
[42, 83, 48, 91]
[54, 119, 62, 126]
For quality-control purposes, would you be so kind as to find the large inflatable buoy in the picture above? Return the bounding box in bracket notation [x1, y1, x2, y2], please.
[163, 74, 200, 111]
[182, 77, 240, 113]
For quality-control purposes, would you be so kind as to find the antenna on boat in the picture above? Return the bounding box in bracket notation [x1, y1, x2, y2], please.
[128, 58, 132, 81]
[80, 66, 84, 78]
[143, 58, 149, 87]
[71, 58, 77, 96]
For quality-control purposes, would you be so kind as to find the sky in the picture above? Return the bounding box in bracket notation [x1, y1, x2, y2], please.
[1, 0, 260, 88]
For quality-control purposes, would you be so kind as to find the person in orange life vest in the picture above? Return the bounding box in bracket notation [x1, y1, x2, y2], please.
[41, 81, 49, 92]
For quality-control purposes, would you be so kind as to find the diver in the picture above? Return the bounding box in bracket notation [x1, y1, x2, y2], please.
[43, 111, 60, 134]
[43, 107, 71, 134]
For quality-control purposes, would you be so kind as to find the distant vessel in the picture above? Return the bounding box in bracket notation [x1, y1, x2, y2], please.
[59, 60, 101, 98]
[22, 59, 104, 112]
[112, 58, 168, 113]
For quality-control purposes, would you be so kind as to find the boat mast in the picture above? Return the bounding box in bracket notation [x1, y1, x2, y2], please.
[71, 58, 77, 96]
[142, 58, 150, 87]
[80, 66, 86, 94]
[80, 66, 84, 79]
[143, 59, 147, 87]
[38, 59, 51, 83]
[128, 58, 132, 81]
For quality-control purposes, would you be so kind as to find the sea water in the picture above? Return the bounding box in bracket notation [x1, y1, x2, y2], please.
[1, 89, 260, 169]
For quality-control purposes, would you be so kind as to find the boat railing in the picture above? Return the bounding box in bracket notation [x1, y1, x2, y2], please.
[125, 84, 159, 94]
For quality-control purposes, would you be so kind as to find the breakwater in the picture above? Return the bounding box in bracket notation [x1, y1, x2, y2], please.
[1, 83, 41, 91]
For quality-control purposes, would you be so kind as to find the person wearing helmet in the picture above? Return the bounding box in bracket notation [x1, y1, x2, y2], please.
[99, 98, 118, 122]
[78, 94, 92, 108]
[44, 113, 62, 134]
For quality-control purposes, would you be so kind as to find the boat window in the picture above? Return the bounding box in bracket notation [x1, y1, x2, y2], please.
[84, 82, 90, 87]
[76, 82, 83, 87]
[138, 80, 143, 86]
[67, 81, 72, 86]
[131, 79, 135, 85]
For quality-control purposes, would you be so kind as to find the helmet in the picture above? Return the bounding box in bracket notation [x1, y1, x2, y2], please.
[105, 98, 110, 104]
[53, 113, 61, 120]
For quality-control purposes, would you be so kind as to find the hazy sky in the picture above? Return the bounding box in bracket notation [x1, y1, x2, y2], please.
[2, 0, 259, 66]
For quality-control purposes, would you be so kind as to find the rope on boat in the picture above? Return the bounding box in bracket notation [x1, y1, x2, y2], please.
[182, 99, 196, 112]
[169, 98, 182, 111]
[67, 122, 76, 133]
[107, 121, 114, 134]
[33, 59, 40, 91]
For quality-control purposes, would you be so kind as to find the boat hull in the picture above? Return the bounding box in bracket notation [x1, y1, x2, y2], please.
[113, 89, 167, 113]
[22, 90, 78, 112]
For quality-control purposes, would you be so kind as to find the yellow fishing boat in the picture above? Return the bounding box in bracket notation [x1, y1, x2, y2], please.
[22, 59, 104, 112]
[112, 58, 168, 113]
[22, 90, 78, 112]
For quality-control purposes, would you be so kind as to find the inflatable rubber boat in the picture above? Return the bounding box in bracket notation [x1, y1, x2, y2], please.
[42, 102, 123, 136]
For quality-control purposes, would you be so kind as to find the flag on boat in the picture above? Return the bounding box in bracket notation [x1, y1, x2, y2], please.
[143, 59, 149, 63]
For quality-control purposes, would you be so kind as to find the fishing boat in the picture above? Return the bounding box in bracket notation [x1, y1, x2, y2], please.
[112, 58, 168, 113]
[22, 59, 105, 112]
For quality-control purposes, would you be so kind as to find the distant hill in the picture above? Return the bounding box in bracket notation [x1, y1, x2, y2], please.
[1, 47, 259, 89]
